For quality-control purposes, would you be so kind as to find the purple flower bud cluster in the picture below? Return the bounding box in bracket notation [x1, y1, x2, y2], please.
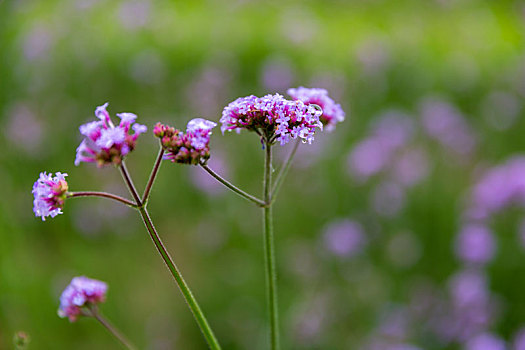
[58, 276, 108, 322]
[154, 118, 217, 165]
[287, 87, 345, 131]
[75, 103, 147, 167]
[32, 172, 69, 221]
[220, 93, 323, 145]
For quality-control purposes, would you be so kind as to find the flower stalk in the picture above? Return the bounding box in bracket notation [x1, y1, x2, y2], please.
[88, 305, 137, 350]
[68, 191, 138, 208]
[270, 138, 300, 203]
[263, 143, 279, 350]
[199, 162, 266, 207]
[118, 162, 221, 350]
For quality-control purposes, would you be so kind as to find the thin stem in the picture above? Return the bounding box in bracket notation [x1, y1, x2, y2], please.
[263, 144, 279, 350]
[199, 163, 267, 207]
[118, 164, 221, 350]
[119, 162, 143, 206]
[89, 306, 136, 350]
[271, 139, 300, 203]
[68, 192, 138, 208]
[142, 146, 165, 205]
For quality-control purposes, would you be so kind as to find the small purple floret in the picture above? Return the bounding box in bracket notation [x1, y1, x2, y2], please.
[58, 276, 108, 322]
[32, 172, 68, 221]
[75, 103, 147, 167]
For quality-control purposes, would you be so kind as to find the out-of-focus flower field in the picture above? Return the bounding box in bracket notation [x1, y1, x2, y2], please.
[1, 0, 525, 349]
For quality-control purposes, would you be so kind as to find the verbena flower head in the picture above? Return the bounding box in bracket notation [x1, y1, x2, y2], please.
[75, 103, 147, 167]
[220, 93, 323, 146]
[58, 276, 108, 322]
[154, 118, 216, 165]
[287, 87, 345, 131]
[32, 172, 68, 221]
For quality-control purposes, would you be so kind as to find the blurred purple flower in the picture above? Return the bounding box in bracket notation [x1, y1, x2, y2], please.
[464, 333, 506, 350]
[22, 24, 54, 61]
[322, 219, 366, 258]
[468, 157, 525, 221]
[371, 181, 406, 218]
[347, 111, 414, 181]
[455, 224, 495, 265]
[287, 86, 345, 131]
[118, 0, 150, 30]
[390, 149, 430, 188]
[5, 103, 44, 156]
[448, 269, 489, 308]
[260, 57, 294, 92]
[513, 327, 525, 350]
[186, 65, 232, 117]
[58, 276, 107, 322]
[420, 98, 476, 156]
[32, 172, 68, 221]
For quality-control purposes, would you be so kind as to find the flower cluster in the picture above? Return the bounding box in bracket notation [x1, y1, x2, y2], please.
[287, 87, 345, 131]
[75, 103, 147, 167]
[58, 276, 108, 322]
[220, 93, 323, 145]
[154, 118, 217, 165]
[32, 172, 69, 221]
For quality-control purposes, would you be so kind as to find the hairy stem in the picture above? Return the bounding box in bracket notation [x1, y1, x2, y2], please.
[89, 306, 136, 350]
[199, 163, 267, 207]
[263, 144, 279, 350]
[271, 139, 300, 203]
[68, 191, 138, 208]
[142, 147, 165, 204]
[118, 163, 221, 350]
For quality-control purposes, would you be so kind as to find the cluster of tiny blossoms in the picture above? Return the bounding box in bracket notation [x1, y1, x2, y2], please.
[220, 93, 323, 145]
[154, 118, 217, 165]
[75, 103, 147, 167]
[287, 87, 345, 131]
[58, 276, 108, 322]
[32, 172, 68, 221]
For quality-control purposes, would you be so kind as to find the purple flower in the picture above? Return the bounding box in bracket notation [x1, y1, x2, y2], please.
[154, 118, 217, 165]
[455, 224, 496, 265]
[75, 103, 147, 167]
[58, 276, 108, 322]
[468, 157, 525, 221]
[322, 219, 366, 257]
[220, 93, 323, 145]
[464, 333, 506, 350]
[32, 172, 68, 221]
[287, 87, 345, 131]
[513, 327, 525, 350]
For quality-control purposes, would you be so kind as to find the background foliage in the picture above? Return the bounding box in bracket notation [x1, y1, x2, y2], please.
[1, 0, 524, 349]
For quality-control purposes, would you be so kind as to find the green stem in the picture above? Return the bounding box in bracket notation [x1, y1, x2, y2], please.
[119, 163, 221, 350]
[142, 146, 164, 204]
[263, 144, 279, 350]
[199, 163, 267, 207]
[270, 139, 300, 203]
[89, 305, 137, 350]
[68, 191, 138, 208]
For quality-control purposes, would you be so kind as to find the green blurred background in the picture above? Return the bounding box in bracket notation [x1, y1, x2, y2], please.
[1, 0, 524, 349]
